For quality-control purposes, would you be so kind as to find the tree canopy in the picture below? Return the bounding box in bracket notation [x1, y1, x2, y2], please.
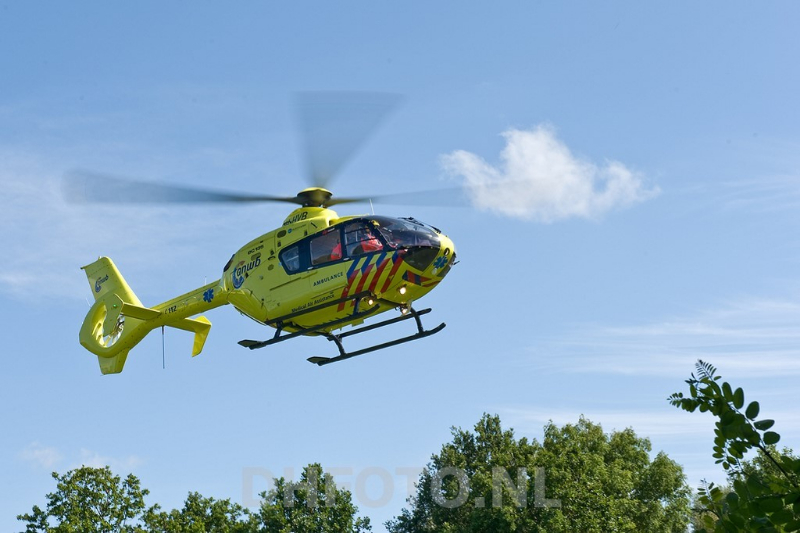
[18, 463, 372, 533]
[17, 466, 148, 533]
[386, 414, 690, 533]
[252, 463, 371, 533]
[20, 418, 691, 533]
[142, 492, 252, 533]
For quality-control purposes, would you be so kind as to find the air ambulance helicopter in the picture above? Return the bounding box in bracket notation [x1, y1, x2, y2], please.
[67, 93, 458, 375]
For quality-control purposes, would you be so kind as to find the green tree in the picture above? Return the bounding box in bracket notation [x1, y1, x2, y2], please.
[386, 414, 690, 533]
[534, 418, 689, 532]
[251, 463, 371, 533]
[669, 360, 800, 532]
[20, 464, 373, 533]
[740, 446, 800, 483]
[142, 492, 252, 532]
[17, 466, 148, 533]
[389, 414, 538, 533]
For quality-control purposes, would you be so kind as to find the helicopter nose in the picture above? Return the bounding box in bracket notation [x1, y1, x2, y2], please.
[398, 234, 455, 278]
[403, 245, 440, 271]
[434, 239, 456, 278]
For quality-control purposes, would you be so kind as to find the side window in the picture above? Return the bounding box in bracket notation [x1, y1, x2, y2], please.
[280, 245, 301, 273]
[344, 222, 384, 257]
[310, 229, 342, 266]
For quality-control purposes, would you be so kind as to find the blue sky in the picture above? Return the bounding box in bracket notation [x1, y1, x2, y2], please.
[2, 2, 800, 530]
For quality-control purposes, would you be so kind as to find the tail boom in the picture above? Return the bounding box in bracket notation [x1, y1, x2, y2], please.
[79, 257, 226, 374]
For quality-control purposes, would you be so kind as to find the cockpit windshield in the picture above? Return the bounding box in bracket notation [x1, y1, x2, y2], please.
[277, 216, 444, 275]
[370, 216, 440, 249]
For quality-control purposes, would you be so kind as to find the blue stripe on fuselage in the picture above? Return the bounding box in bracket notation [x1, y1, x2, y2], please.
[347, 257, 362, 278]
[361, 253, 375, 275]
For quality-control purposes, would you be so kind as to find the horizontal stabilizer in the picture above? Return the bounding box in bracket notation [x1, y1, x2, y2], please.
[118, 301, 210, 357]
[121, 302, 161, 321]
[169, 316, 212, 357]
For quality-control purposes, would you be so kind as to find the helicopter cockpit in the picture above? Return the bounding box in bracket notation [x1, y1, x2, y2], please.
[370, 216, 442, 271]
[370, 216, 440, 249]
[279, 216, 444, 274]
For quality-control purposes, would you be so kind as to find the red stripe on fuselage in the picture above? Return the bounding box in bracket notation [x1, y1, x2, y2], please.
[380, 253, 404, 293]
[353, 262, 375, 297]
[368, 258, 391, 294]
[338, 270, 360, 311]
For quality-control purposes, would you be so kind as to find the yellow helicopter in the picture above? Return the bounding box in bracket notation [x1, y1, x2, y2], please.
[67, 93, 458, 374]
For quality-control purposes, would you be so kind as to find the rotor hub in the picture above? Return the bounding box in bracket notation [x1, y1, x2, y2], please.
[296, 187, 333, 207]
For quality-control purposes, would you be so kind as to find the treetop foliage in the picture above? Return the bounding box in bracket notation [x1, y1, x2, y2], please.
[17, 463, 371, 533]
[387, 413, 690, 533]
[18, 466, 147, 533]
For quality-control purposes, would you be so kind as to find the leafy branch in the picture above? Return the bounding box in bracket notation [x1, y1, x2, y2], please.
[669, 360, 800, 532]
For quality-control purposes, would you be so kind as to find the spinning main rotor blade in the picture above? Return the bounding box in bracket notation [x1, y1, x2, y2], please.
[63, 171, 301, 205]
[64, 90, 468, 209]
[326, 186, 470, 207]
[295, 91, 402, 189]
[64, 171, 470, 208]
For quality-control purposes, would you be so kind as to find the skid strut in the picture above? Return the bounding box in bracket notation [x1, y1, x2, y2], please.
[238, 291, 377, 350]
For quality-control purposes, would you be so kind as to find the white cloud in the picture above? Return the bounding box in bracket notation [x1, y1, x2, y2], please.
[441, 125, 659, 222]
[20, 442, 63, 469]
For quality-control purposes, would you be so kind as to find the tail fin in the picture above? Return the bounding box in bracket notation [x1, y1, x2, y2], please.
[79, 257, 220, 375]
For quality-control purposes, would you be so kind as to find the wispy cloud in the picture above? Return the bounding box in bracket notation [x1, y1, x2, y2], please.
[499, 407, 709, 439]
[18, 442, 144, 472]
[0, 147, 267, 302]
[19, 442, 63, 469]
[441, 125, 659, 222]
[719, 175, 800, 214]
[496, 405, 800, 486]
[528, 296, 800, 378]
[497, 406, 800, 439]
[75, 449, 144, 471]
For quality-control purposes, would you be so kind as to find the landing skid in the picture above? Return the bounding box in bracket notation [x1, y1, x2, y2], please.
[239, 298, 445, 366]
[310, 307, 446, 366]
